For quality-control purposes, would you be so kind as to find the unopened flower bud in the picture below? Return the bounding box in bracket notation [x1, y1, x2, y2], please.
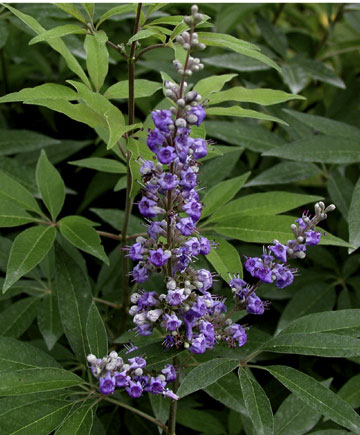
[109, 351, 118, 359]
[123, 364, 130, 371]
[296, 251, 306, 259]
[177, 98, 185, 108]
[184, 69, 192, 76]
[176, 35, 185, 45]
[130, 293, 141, 304]
[183, 43, 190, 51]
[198, 44, 206, 51]
[106, 362, 116, 371]
[158, 374, 166, 382]
[134, 368, 143, 376]
[184, 16, 192, 25]
[184, 342, 190, 348]
[167, 279, 177, 290]
[175, 118, 187, 128]
[187, 114, 198, 124]
[87, 354, 97, 364]
[170, 106, 177, 114]
[191, 5, 198, 15]
[325, 204, 336, 212]
[297, 236, 304, 243]
[172, 330, 177, 336]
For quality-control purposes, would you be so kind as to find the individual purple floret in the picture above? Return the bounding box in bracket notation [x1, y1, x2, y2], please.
[245, 293, 265, 315]
[189, 334, 207, 354]
[188, 105, 206, 126]
[163, 313, 182, 331]
[149, 248, 171, 267]
[132, 263, 150, 283]
[269, 240, 288, 263]
[305, 230, 321, 246]
[99, 371, 115, 395]
[162, 364, 177, 382]
[157, 146, 177, 164]
[147, 128, 166, 152]
[152, 109, 173, 132]
[126, 380, 143, 398]
[176, 217, 195, 236]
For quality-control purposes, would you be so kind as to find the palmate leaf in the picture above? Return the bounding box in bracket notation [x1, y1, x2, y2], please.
[263, 366, 360, 433]
[238, 368, 274, 435]
[3, 226, 57, 293]
[177, 358, 239, 398]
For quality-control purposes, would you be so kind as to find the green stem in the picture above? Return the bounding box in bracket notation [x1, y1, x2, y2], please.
[167, 357, 180, 435]
[118, 3, 142, 335]
[134, 43, 165, 62]
[103, 396, 168, 431]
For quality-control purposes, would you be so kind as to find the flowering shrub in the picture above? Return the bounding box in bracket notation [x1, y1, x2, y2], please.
[0, 3, 359, 435]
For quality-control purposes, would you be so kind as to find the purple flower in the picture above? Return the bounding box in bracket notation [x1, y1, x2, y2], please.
[126, 380, 143, 398]
[244, 257, 262, 276]
[129, 242, 144, 261]
[269, 241, 288, 263]
[99, 372, 115, 395]
[138, 197, 161, 218]
[305, 230, 321, 246]
[199, 237, 211, 255]
[188, 105, 206, 126]
[176, 217, 195, 236]
[147, 128, 166, 152]
[163, 389, 179, 400]
[180, 167, 197, 190]
[129, 356, 147, 370]
[157, 146, 177, 165]
[189, 334, 206, 354]
[191, 138, 208, 159]
[199, 320, 215, 348]
[228, 324, 247, 347]
[183, 199, 202, 222]
[149, 248, 171, 267]
[140, 160, 155, 176]
[245, 293, 265, 315]
[152, 110, 173, 132]
[166, 288, 187, 306]
[230, 276, 247, 291]
[273, 264, 294, 288]
[296, 217, 308, 231]
[147, 220, 166, 240]
[162, 364, 177, 382]
[184, 237, 201, 256]
[137, 292, 159, 310]
[158, 172, 179, 191]
[163, 313, 182, 331]
[132, 264, 150, 283]
[254, 266, 274, 284]
[146, 376, 166, 394]
[175, 134, 192, 162]
[196, 269, 213, 291]
[189, 297, 207, 317]
[137, 323, 153, 336]
[114, 370, 130, 388]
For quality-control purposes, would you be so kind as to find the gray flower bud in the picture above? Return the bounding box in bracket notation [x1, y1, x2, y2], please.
[198, 43, 206, 50]
[109, 351, 118, 359]
[325, 204, 336, 212]
[183, 43, 190, 51]
[184, 16, 192, 25]
[187, 114, 198, 124]
[176, 35, 185, 45]
[184, 69, 193, 76]
[87, 354, 97, 364]
[177, 98, 185, 108]
[191, 5, 198, 15]
[175, 118, 187, 128]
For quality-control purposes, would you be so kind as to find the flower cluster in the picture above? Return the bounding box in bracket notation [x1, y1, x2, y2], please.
[229, 202, 336, 315]
[87, 351, 178, 399]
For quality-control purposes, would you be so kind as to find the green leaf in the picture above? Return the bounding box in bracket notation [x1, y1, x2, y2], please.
[0, 170, 43, 215]
[36, 149, 65, 221]
[0, 394, 73, 435]
[263, 135, 360, 164]
[193, 73, 237, 99]
[256, 15, 288, 58]
[59, 216, 109, 265]
[56, 402, 94, 435]
[198, 32, 281, 72]
[208, 87, 304, 106]
[246, 162, 321, 187]
[177, 358, 239, 398]
[96, 4, 138, 28]
[327, 170, 353, 222]
[206, 106, 287, 124]
[30, 24, 87, 45]
[338, 374, 360, 409]
[0, 367, 84, 395]
[3, 226, 56, 293]
[202, 172, 250, 219]
[274, 391, 322, 435]
[206, 192, 323, 224]
[37, 292, 63, 351]
[0, 199, 39, 228]
[283, 109, 360, 140]
[0, 128, 60, 155]
[349, 176, 360, 254]
[203, 52, 271, 72]
[264, 365, 360, 433]
[176, 408, 226, 434]
[128, 28, 162, 44]
[279, 309, 360, 337]
[69, 157, 126, 174]
[0, 337, 60, 372]
[149, 394, 169, 429]
[238, 368, 274, 435]
[104, 79, 161, 99]
[86, 302, 108, 358]
[4, 4, 91, 88]
[212, 214, 351, 248]
[0, 84, 78, 105]
[292, 57, 345, 89]
[281, 64, 308, 94]
[204, 372, 246, 414]
[276, 283, 337, 334]
[205, 120, 286, 152]
[0, 297, 39, 338]
[55, 244, 93, 362]
[207, 237, 243, 283]
[90, 208, 144, 234]
[84, 31, 109, 92]
[262, 333, 360, 357]
[54, 3, 87, 23]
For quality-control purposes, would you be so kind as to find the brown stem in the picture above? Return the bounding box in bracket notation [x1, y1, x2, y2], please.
[134, 43, 165, 62]
[97, 231, 122, 241]
[106, 39, 129, 60]
[118, 3, 142, 335]
[93, 297, 122, 309]
[103, 396, 168, 431]
[167, 357, 180, 435]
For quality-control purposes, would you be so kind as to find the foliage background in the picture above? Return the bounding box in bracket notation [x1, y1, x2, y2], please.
[0, 2, 360, 434]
